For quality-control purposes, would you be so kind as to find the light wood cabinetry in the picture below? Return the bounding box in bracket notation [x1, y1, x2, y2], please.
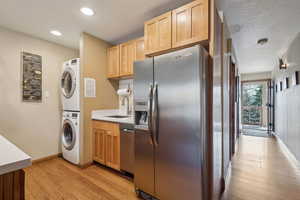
[120, 40, 136, 77]
[93, 128, 106, 165]
[92, 120, 120, 171]
[107, 38, 145, 79]
[144, 0, 209, 56]
[135, 37, 145, 61]
[144, 12, 172, 56]
[107, 45, 120, 78]
[172, 0, 209, 48]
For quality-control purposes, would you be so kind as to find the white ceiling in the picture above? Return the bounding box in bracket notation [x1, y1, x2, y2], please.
[1, 0, 299, 74]
[218, 0, 300, 73]
[0, 0, 191, 49]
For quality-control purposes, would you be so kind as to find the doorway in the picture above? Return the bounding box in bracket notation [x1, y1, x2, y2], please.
[241, 80, 270, 137]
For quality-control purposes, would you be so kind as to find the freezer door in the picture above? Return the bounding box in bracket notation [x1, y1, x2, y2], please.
[133, 58, 155, 196]
[154, 46, 207, 200]
[133, 58, 154, 104]
[134, 130, 155, 196]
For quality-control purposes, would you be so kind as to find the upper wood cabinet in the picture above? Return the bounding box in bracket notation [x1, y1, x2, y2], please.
[107, 38, 145, 79]
[107, 45, 120, 78]
[143, 0, 209, 56]
[120, 40, 136, 77]
[172, 0, 209, 48]
[92, 121, 120, 171]
[144, 12, 172, 56]
[135, 37, 145, 61]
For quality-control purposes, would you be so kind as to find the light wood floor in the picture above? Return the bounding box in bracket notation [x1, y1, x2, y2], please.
[25, 135, 300, 200]
[222, 135, 300, 200]
[24, 158, 139, 200]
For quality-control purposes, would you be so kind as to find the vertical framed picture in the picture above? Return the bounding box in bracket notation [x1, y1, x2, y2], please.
[21, 52, 42, 102]
[292, 71, 299, 86]
[280, 81, 283, 91]
[285, 77, 290, 89]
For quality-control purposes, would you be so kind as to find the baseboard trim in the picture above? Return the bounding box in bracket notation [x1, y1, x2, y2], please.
[32, 153, 62, 164]
[220, 162, 232, 199]
[274, 135, 300, 169]
[79, 162, 93, 169]
[224, 162, 232, 187]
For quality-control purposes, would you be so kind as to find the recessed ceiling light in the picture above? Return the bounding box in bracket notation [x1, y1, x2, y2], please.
[80, 7, 95, 16]
[50, 30, 62, 36]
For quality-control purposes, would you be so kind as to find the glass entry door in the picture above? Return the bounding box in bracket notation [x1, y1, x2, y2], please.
[241, 80, 270, 137]
[242, 82, 264, 126]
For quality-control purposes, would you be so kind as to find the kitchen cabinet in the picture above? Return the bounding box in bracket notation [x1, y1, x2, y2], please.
[107, 38, 145, 79]
[92, 121, 120, 171]
[93, 128, 106, 165]
[144, 11, 172, 56]
[107, 45, 120, 78]
[172, 0, 209, 48]
[120, 40, 136, 77]
[135, 37, 145, 61]
[144, 0, 209, 56]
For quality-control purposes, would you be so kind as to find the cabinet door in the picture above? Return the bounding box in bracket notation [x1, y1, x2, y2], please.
[172, 0, 209, 48]
[135, 37, 145, 61]
[107, 45, 120, 78]
[105, 128, 120, 170]
[93, 128, 106, 165]
[120, 41, 136, 77]
[145, 11, 172, 56]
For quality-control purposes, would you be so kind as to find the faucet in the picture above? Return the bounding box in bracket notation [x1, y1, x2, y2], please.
[121, 95, 131, 116]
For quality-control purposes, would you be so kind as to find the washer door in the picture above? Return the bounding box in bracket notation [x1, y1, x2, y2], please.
[61, 67, 76, 98]
[62, 119, 76, 150]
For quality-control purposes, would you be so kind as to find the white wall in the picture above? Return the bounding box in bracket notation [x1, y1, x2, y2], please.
[273, 33, 300, 161]
[0, 27, 78, 160]
[241, 71, 272, 81]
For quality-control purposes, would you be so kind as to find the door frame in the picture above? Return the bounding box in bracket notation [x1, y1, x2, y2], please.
[241, 79, 271, 131]
[229, 57, 237, 158]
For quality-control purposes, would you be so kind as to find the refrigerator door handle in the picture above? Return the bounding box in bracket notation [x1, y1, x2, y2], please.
[152, 82, 159, 146]
[148, 84, 154, 143]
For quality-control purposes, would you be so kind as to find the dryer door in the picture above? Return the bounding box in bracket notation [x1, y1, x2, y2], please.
[61, 67, 76, 98]
[62, 119, 76, 150]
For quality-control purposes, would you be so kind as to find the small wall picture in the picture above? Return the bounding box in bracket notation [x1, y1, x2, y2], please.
[285, 77, 290, 89]
[21, 52, 42, 102]
[292, 71, 299, 86]
[280, 81, 283, 91]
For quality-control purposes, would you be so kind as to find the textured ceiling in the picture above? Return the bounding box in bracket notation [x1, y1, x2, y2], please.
[217, 0, 300, 73]
[0, 0, 191, 49]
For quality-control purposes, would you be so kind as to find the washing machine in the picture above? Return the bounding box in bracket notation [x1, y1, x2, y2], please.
[62, 111, 80, 165]
[61, 58, 80, 111]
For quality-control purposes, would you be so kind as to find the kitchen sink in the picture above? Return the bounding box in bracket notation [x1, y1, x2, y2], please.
[106, 115, 129, 119]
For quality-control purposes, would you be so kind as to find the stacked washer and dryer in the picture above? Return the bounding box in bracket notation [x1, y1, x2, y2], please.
[61, 58, 81, 165]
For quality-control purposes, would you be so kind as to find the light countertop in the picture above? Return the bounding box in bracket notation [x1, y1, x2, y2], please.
[0, 135, 31, 175]
[92, 109, 134, 124]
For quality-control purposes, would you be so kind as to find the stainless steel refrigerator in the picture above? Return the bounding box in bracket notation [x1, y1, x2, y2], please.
[134, 45, 210, 200]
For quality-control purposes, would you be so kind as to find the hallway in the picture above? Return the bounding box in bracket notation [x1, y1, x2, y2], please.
[222, 135, 300, 200]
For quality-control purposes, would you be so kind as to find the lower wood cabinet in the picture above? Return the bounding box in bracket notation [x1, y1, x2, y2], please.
[92, 120, 120, 171]
[0, 169, 25, 200]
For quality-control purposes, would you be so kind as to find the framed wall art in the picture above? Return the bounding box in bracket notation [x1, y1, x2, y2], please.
[21, 52, 42, 102]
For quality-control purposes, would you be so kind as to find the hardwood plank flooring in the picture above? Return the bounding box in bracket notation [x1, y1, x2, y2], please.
[25, 136, 300, 200]
[222, 135, 300, 200]
[24, 158, 139, 200]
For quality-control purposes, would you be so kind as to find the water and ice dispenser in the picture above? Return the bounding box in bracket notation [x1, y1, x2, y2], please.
[134, 99, 149, 130]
